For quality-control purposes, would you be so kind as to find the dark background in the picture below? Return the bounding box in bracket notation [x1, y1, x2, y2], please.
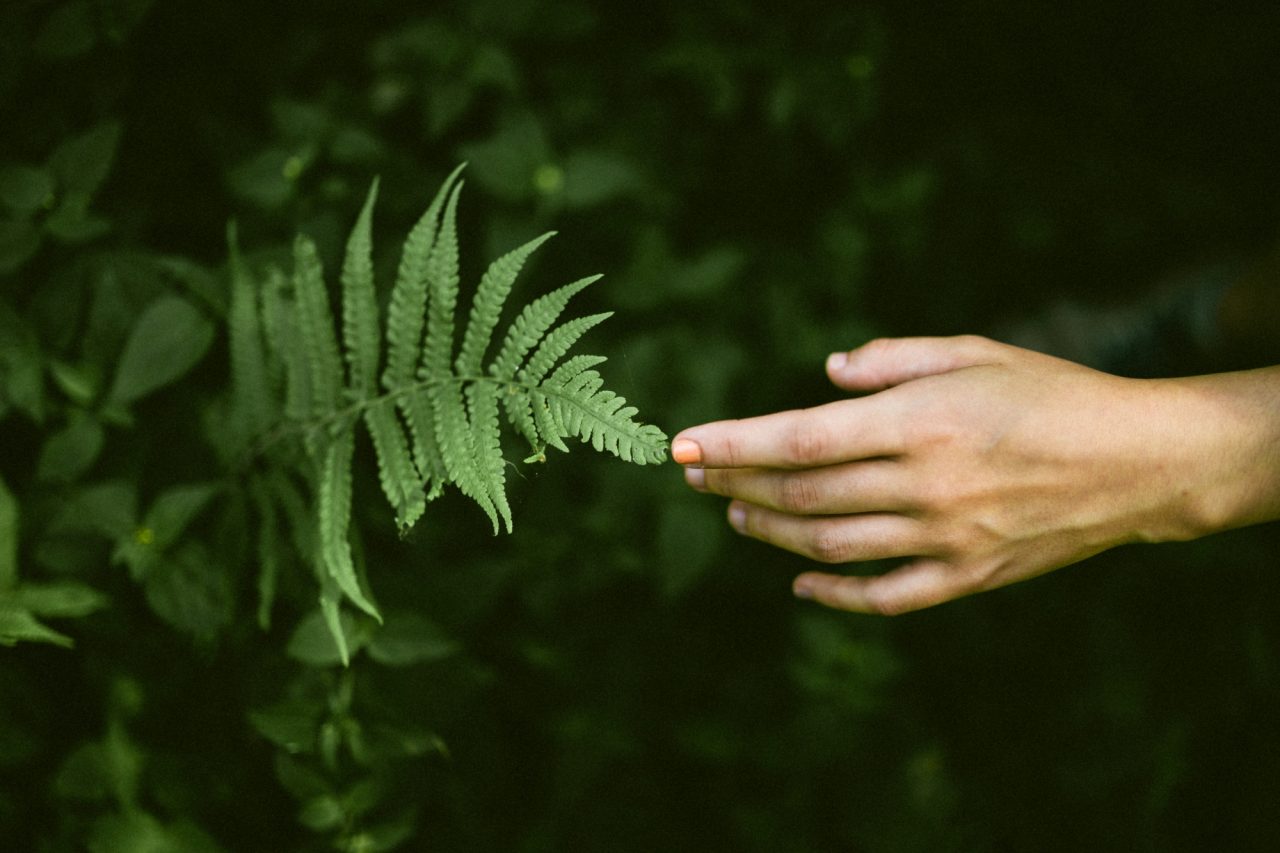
[2, 1, 1279, 850]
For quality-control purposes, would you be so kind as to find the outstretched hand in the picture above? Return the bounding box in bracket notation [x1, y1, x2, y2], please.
[673, 336, 1280, 615]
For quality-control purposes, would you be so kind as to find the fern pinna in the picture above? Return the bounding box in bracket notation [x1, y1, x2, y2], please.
[228, 166, 668, 661]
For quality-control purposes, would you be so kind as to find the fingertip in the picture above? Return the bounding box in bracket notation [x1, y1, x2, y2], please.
[825, 351, 849, 375]
[671, 437, 703, 465]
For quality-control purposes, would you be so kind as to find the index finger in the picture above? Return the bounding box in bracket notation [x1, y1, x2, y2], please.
[672, 397, 901, 469]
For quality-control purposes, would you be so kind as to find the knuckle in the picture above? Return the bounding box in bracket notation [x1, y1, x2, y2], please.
[777, 473, 821, 514]
[785, 420, 829, 465]
[808, 526, 851, 564]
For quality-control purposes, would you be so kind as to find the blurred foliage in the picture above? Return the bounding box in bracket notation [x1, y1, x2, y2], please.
[1, 0, 1278, 850]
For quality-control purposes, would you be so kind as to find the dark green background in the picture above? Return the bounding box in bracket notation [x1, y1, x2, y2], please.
[2, 1, 1279, 850]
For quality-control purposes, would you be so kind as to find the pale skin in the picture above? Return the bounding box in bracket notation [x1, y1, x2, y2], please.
[672, 335, 1280, 615]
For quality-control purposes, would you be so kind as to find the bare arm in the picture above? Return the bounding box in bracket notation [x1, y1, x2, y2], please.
[673, 335, 1280, 615]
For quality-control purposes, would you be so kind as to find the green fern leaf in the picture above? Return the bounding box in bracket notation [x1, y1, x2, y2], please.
[520, 312, 613, 385]
[419, 181, 464, 381]
[292, 235, 343, 421]
[226, 223, 274, 440]
[261, 268, 315, 429]
[429, 381, 498, 531]
[363, 398, 426, 531]
[317, 576, 350, 666]
[455, 231, 556, 377]
[530, 390, 571, 453]
[249, 477, 281, 630]
[545, 369, 668, 464]
[384, 164, 465, 391]
[342, 179, 381, 397]
[401, 394, 447, 500]
[547, 354, 608, 387]
[466, 381, 512, 532]
[501, 386, 540, 450]
[488, 275, 600, 380]
[317, 428, 381, 619]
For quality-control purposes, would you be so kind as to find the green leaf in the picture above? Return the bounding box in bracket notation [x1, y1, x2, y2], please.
[226, 224, 274, 439]
[520, 311, 613, 384]
[50, 481, 137, 540]
[298, 795, 346, 832]
[545, 369, 669, 464]
[12, 582, 108, 618]
[455, 231, 556, 377]
[48, 121, 123, 197]
[367, 613, 459, 666]
[465, 380, 511, 533]
[0, 164, 55, 213]
[152, 483, 217, 540]
[341, 179, 381, 396]
[317, 430, 380, 619]
[142, 543, 234, 645]
[107, 295, 215, 407]
[419, 180, 464, 380]
[0, 218, 42, 274]
[249, 479, 282, 630]
[383, 164, 465, 391]
[560, 149, 643, 209]
[0, 605, 73, 648]
[292, 235, 344, 420]
[0, 474, 18, 589]
[488, 275, 599, 379]
[249, 701, 319, 754]
[0, 298, 45, 423]
[36, 413, 104, 484]
[287, 606, 368, 667]
[364, 399, 425, 531]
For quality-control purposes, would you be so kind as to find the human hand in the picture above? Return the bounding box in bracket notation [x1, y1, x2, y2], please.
[673, 336, 1279, 614]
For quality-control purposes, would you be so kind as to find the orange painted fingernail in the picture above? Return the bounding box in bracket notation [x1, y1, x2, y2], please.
[672, 438, 702, 465]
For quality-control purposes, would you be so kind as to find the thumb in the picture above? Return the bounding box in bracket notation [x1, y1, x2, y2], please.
[826, 335, 1002, 393]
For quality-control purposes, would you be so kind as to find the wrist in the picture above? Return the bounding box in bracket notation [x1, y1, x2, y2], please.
[1154, 368, 1280, 540]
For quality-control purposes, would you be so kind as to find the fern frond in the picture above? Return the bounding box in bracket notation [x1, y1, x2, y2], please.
[488, 275, 600, 380]
[502, 386, 540, 450]
[342, 179, 381, 397]
[227, 223, 274, 440]
[456, 231, 556, 377]
[292, 235, 343, 421]
[317, 428, 381, 619]
[544, 369, 668, 464]
[363, 398, 426, 532]
[419, 181, 464, 381]
[466, 381, 512, 532]
[384, 164, 465, 391]
[520, 312, 613, 385]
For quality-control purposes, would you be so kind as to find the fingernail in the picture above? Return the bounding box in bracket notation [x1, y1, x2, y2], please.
[826, 351, 848, 372]
[672, 438, 702, 465]
[728, 502, 746, 532]
[683, 467, 706, 490]
[793, 580, 814, 600]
